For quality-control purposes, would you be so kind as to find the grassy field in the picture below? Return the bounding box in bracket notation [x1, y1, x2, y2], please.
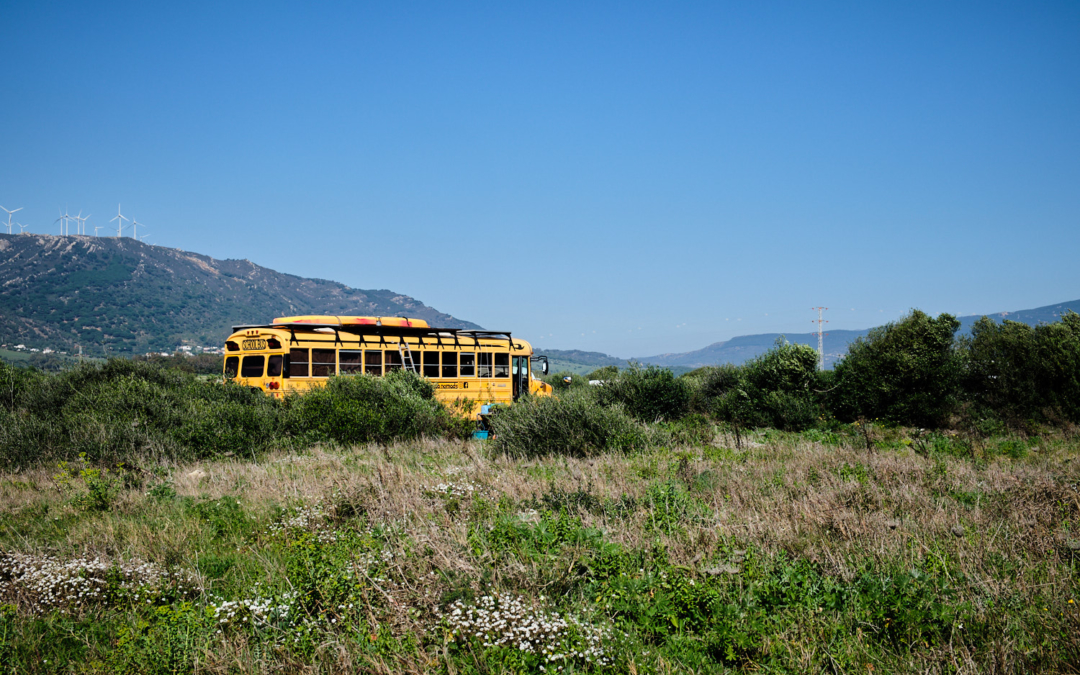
[1, 427, 1077, 673]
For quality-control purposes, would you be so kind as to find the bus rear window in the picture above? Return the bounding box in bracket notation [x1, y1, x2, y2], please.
[494, 353, 510, 377]
[423, 352, 439, 378]
[312, 349, 336, 377]
[225, 357, 239, 378]
[241, 355, 265, 378]
[267, 355, 283, 377]
[290, 348, 309, 377]
[339, 350, 363, 375]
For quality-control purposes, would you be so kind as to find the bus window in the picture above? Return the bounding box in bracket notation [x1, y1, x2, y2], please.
[478, 353, 492, 378]
[267, 355, 283, 377]
[385, 350, 403, 372]
[460, 352, 475, 377]
[442, 351, 458, 378]
[366, 350, 382, 376]
[494, 353, 510, 378]
[423, 352, 439, 378]
[290, 348, 309, 377]
[241, 355, 265, 378]
[225, 357, 239, 378]
[312, 349, 336, 377]
[339, 350, 363, 375]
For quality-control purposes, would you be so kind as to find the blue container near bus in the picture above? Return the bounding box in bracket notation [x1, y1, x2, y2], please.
[472, 430, 490, 440]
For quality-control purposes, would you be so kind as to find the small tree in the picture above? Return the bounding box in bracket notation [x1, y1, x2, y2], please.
[831, 310, 961, 427]
[959, 317, 1038, 424]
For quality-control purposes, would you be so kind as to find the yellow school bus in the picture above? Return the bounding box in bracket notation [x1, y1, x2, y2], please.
[222, 315, 552, 412]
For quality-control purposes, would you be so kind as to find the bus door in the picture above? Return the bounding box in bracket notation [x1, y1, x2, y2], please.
[512, 356, 529, 401]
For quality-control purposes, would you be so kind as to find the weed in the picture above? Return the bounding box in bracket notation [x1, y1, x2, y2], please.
[643, 480, 709, 534]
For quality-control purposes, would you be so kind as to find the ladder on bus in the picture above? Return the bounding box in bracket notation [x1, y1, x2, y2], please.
[399, 342, 418, 374]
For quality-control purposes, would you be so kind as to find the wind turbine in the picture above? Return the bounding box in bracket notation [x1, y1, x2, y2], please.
[132, 218, 144, 241]
[1, 206, 23, 234]
[110, 204, 129, 237]
[75, 211, 90, 235]
[93, 223, 105, 236]
[54, 208, 72, 235]
[17, 222, 28, 233]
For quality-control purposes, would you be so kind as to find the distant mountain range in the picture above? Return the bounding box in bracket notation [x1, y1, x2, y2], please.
[539, 299, 1080, 373]
[0, 234, 479, 356]
[3, 233, 1074, 369]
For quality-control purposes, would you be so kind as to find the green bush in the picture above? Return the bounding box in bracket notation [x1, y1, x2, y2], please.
[595, 363, 690, 423]
[743, 340, 819, 393]
[281, 370, 461, 445]
[0, 360, 464, 468]
[691, 342, 823, 432]
[487, 389, 649, 458]
[961, 312, 1080, 425]
[831, 310, 961, 427]
[0, 359, 282, 467]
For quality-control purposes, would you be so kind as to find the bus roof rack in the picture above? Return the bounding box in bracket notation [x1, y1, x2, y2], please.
[231, 322, 515, 343]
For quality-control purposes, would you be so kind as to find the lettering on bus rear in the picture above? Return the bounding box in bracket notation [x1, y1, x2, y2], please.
[242, 338, 267, 351]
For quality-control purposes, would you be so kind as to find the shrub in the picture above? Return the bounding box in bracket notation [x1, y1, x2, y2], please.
[280, 365, 462, 444]
[282, 370, 459, 445]
[960, 317, 1039, 425]
[0, 359, 281, 467]
[487, 389, 649, 458]
[691, 342, 823, 432]
[595, 363, 690, 423]
[743, 340, 819, 393]
[831, 310, 961, 427]
[961, 312, 1080, 425]
[0, 359, 466, 468]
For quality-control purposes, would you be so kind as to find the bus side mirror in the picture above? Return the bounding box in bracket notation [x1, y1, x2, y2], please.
[542, 361, 549, 375]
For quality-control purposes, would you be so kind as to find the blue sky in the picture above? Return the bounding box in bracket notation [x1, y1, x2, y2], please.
[2, 1, 1078, 356]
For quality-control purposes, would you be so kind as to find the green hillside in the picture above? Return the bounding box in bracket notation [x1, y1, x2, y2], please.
[0, 234, 480, 357]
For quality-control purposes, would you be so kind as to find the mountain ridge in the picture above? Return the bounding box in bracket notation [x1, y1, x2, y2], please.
[0, 234, 481, 356]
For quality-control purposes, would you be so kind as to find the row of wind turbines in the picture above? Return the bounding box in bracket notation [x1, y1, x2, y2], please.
[0, 204, 150, 241]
